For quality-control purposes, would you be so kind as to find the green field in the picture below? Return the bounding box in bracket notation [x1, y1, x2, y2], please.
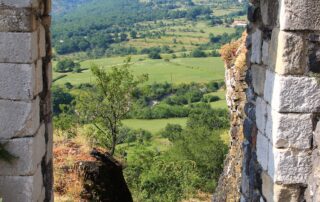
[53, 56, 225, 85]
[123, 118, 188, 134]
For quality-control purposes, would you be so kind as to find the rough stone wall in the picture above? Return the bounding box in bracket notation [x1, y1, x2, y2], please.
[213, 34, 248, 201]
[242, 0, 320, 201]
[0, 0, 53, 201]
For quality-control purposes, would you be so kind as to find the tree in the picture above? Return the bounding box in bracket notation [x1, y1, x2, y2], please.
[191, 48, 207, 58]
[54, 59, 81, 73]
[130, 30, 137, 39]
[148, 51, 162, 59]
[77, 58, 148, 155]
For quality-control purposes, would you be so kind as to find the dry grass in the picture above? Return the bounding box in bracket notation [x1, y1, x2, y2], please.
[53, 135, 97, 201]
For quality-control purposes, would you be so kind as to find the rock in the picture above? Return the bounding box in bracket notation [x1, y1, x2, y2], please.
[280, 0, 320, 31]
[77, 150, 133, 202]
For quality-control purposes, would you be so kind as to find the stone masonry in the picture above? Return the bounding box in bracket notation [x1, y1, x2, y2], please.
[0, 0, 53, 201]
[241, 0, 320, 201]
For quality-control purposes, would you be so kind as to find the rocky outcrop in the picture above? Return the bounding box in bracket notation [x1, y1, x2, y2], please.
[77, 150, 133, 202]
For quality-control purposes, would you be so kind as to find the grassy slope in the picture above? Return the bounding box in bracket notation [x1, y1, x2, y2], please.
[53, 56, 225, 85]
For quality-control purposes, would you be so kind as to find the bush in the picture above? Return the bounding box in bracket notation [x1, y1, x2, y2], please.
[148, 51, 162, 59]
[159, 124, 183, 142]
[54, 59, 81, 73]
[191, 48, 207, 58]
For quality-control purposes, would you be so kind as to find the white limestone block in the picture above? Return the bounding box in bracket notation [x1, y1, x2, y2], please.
[257, 132, 269, 171]
[280, 0, 320, 31]
[0, 97, 40, 139]
[255, 97, 267, 134]
[251, 29, 262, 64]
[266, 110, 313, 149]
[0, 63, 38, 100]
[0, 125, 45, 176]
[268, 147, 312, 184]
[0, 32, 38, 63]
[251, 65, 266, 96]
[0, 167, 43, 202]
[262, 41, 269, 66]
[264, 70, 320, 113]
[269, 29, 308, 75]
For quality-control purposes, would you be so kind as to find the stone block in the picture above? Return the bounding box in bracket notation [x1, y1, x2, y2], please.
[315, 121, 320, 147]
[257, 132, 269, 171]
[280, 0, 320, 31]
[0, 63, 39, 100]
[251, 29, 262, 64]
[268, 147, 312, 184]
[0, 8, 37, 32]
[251, 65, 266, 96]
[0, 0, 39, 8]
[266, 110, 313, 149]
[261, 171, 273, 202]
[264, 70, 320, 113]
[273, 184, 301, 202]
[0, 125, 45, 176]
[39, 24, 46, 58]
[0, 32, 38, 63]
[0, 97, 40, 139]
[260, 0, 279, 27]
[0, 167, 43, 202]
[261, 41, 269, 66]
[269, 29, 308, 75]
[36, 60, 43, 95]
[255, 97, 267, 133]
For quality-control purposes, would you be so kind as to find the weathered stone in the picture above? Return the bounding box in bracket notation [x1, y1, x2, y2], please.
[273, 184, 301, 202]
[0, 8, 37, 32]
[280, 0, 320, 31]
[36, 60, 43, 95]
[315, 121, 320, 147]
[0, 97, 40, 139]
[268, 147, 312, 184]
[261, 41, 269, 65]
[0, 63, 37, 100]
[255, 97, 267, 133]
[0, 32, 38, 63]
[251, 29, 262, 64]
[251, 65, 266, 96]
[0, 125, 45, 176]
[0, 167, 43, 202]
[264, 70, 320, 113]
[257, 132, 269, 171]
[266, 110, 313, 149]
[269, 29, 308, 75]
[39, 24, 46, 58]
[0, 0, 39, 8]
[261, 172, 273, 202]
[260, 0, 279, 27]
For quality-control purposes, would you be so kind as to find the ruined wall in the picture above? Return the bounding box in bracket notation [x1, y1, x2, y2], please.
[215, 0, 320, 201]
[213, 34, 248, 201]
[0, 0, 53, 201]
[242, 0, 320, 201]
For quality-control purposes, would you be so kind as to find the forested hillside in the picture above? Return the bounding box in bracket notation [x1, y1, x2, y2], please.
[52, 0, 246, 55]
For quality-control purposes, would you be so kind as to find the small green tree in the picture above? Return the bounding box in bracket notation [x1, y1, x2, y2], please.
[77, 58, 148, 155]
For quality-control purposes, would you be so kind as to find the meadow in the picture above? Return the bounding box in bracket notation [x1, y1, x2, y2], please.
[53, 56, 226, 85]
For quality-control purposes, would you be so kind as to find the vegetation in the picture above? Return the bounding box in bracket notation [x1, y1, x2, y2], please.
[51, 0, 247, 200]
[76, 59, 147, 155]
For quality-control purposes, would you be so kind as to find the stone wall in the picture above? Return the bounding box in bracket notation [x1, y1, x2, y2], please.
[213, 34, 248, 201]
[0, 0, 53, 201]
[242, 0, 320, 201]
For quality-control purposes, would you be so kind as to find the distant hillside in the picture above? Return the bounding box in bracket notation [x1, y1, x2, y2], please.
[51, 0, 245, 55]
